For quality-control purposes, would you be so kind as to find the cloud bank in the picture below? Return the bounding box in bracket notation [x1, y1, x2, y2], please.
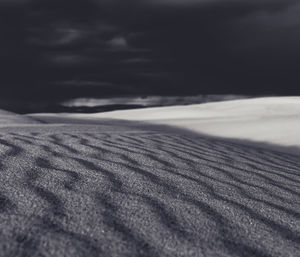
[0, 0, 299, 103]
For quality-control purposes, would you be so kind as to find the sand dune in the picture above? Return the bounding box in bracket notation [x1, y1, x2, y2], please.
[33, 97, 300, 154]
[0, 110, 41, 125]
[0, 111, 299, 256]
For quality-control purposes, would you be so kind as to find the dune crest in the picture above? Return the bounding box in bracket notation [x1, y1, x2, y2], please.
[29, 97, 300, 154]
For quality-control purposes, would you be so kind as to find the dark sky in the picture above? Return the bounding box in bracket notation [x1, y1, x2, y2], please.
[1, 0, 300, 102]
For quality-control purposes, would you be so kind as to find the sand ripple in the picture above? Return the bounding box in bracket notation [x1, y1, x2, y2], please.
[0, 126, 299, 256]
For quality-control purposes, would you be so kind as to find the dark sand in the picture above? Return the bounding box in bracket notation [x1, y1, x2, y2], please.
[0, 115, 299, 257]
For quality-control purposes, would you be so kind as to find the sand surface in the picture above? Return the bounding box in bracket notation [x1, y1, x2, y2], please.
[0, 102, 300, 256]
[0, 110, 40, 125]
[35, 97, 300, 154]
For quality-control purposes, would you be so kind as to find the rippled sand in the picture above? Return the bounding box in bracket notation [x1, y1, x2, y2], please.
[0, 115, 299, 257]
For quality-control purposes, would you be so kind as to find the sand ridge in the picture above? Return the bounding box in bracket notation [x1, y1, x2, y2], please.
[42, 97, 300, 152]
[0, 110, 41, 126]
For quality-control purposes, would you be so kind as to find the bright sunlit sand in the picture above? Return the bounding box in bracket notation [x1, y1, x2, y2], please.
[31, 97, 300, 154]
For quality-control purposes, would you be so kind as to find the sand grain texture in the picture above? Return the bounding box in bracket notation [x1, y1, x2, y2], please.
[0, 112, 299, 257]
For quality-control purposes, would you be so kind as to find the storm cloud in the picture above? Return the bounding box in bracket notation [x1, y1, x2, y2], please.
[1, 0, 299, 102]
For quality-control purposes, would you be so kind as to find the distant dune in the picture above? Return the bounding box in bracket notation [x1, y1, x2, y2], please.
[30, 97, 300, 155]
[0, 109, 41, 125]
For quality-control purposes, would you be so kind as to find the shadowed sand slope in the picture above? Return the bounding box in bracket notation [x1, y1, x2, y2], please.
[0, 110, 40, 125]
[0, 121, 299, 257]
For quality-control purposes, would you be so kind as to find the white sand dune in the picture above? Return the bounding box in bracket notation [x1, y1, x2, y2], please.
[31, 97, 300, 153]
